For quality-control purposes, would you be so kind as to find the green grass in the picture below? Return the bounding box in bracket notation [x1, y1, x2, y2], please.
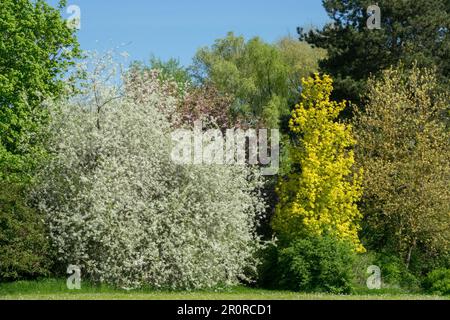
[0, 279, 448, 300]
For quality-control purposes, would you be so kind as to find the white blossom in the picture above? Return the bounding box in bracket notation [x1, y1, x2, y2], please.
[34, 57, 266, 289]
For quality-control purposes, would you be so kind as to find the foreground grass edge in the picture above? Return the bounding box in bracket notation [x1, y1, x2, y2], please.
[0, 279, 448, 300]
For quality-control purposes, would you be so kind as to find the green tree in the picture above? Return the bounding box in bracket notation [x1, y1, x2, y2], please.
[0, 0, 80, 280]
[192, 32, 325, 129]
[130, 56, 191, 97]
[277, 36, 327, 103]
[0, 183, 51, 281]
[149, 56, 191, 85]
[300, 0, 450, 108]
[354, 65, 450, 270]
[0, 0, 80, 182]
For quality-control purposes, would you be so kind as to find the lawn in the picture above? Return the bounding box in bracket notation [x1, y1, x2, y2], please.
[0, 279, 447, 300]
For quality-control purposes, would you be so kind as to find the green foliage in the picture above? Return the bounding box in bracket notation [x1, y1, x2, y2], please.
[0, 0, 80, 182]
[130, 56, 191, 97]
[423, 269, 450, 295]
[374, 254, 420, 290]
[256, 242, 280, 289]
[192, 32, 324, 128]
[351, 251, 376, 288]
[273, 74, 364, 251]
[354, 65, 450, 270]
[272, 236, 356, 294]
[301, 0, 450, 107]
[276, 37, 327, 103]
[0, 0, 79, 282]
[351, 251, 421, 292]
[149, 56, 190, 85]
[0, 183, 51, 281]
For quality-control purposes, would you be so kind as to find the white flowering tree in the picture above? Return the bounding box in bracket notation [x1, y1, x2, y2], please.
[34, 55, 266, 289]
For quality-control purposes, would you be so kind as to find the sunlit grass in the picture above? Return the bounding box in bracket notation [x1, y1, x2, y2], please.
[0, 279, 447, 300]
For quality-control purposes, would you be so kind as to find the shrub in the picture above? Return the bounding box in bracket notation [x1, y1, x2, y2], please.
[423, 269, 450, 295]
[351, 251, 377, 288]
[33, 60, 266, 289]
[0, 183, 51, 281]
[256, 242, 280, 289]
[373, 254, 420, 290]
[274, 236, 355, 294]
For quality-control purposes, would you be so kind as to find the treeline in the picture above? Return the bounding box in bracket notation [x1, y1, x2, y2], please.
[0, 0, 449, 295]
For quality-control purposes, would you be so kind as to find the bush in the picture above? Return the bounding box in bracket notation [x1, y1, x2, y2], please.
[256, 242, 280, 289]
[271, 236, 355, 294]
[423, 269, 450, 295]
[374, 254, 420, 291]
[351, 251, 377, 288]
[33, 61, 266, 290]
[0, 183, 51, 281]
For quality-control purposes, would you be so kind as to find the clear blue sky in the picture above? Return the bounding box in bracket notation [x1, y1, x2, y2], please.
[49, 0, 330, 66]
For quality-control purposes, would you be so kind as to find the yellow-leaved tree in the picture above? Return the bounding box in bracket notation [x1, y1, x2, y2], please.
[272, 73, 364, 252]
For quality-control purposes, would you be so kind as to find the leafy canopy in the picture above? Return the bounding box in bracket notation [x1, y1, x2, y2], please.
[0, 0, 80, 182]
[192, 32, 325, 128]
[354, 65, 450, 269]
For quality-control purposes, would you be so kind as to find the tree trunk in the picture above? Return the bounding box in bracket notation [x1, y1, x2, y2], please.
[405, 238, 416, 270]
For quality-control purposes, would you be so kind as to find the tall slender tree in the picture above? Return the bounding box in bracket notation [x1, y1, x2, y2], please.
[273, 74, 364, 252]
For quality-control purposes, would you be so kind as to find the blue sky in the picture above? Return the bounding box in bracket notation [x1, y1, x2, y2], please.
[49, 0, 330, 66]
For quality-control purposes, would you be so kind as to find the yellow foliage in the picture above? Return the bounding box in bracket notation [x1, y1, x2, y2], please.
[272, 74, 365, 252]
